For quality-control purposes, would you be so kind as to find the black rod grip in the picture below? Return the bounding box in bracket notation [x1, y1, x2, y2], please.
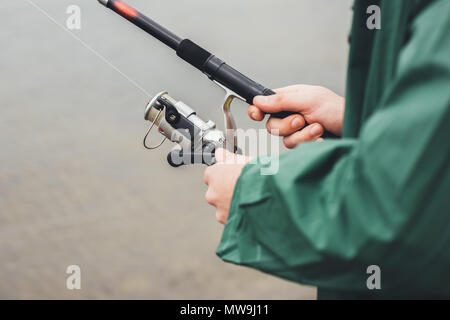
[176, 39, 294, 118]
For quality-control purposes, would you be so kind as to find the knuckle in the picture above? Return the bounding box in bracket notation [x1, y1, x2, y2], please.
[274, 94, 283, 104]
[216, 211, 225, 224]
[205, 191, 216, 205]
[298, 116, 306, 128]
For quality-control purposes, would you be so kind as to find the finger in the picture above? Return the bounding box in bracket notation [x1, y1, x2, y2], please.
[283, 123, 324, 149]
[254, 86, 308, 120]
[253, 92, 315, 114]
[266, 114, 305, 136]
[205, 189, 216, 206]
[248, 105, 265, 121]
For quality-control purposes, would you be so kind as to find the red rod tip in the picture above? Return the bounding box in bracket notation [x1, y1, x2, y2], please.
[113, 1, 138, 18]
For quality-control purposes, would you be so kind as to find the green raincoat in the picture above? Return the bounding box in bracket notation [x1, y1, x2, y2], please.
[217, 0, 450, 299]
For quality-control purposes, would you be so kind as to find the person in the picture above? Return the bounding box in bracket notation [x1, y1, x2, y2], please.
[203, 0, 450, 299]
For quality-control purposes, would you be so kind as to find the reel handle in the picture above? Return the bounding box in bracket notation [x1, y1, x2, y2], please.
[167, 150, 216, 168]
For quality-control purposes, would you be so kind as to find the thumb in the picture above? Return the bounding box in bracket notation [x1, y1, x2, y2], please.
[253, 92, 314, 114]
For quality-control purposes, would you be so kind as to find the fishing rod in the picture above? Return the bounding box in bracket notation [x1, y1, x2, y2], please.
[97, 0, 291, 118]
[97, 0, 333, 166]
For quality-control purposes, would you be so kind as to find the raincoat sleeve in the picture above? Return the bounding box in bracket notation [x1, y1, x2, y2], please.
[217, 0, 450, 291]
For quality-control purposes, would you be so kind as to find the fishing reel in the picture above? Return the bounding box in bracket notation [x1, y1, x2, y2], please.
[144, 91, 240, 167]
